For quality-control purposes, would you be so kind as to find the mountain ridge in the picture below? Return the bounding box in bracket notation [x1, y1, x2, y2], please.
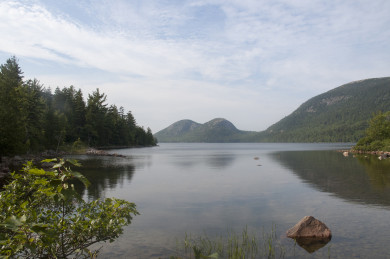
[258, 77, 390, 142]
[155, 77, 390, 143]
[154, 118, 256, 142]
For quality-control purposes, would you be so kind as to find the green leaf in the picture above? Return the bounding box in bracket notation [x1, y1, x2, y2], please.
[67, 159, 81, 167]
[70, 171, 90, 187]
[31, 224, 49, 234]
[52, 163, 62, 169]
[28, 168, 47, 175]
[41, 158, 57, 163]
[61, 188, 77, 201]
[2, 216, 23, 230]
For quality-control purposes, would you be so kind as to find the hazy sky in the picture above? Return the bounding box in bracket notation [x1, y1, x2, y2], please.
[1, 0, 389, 132]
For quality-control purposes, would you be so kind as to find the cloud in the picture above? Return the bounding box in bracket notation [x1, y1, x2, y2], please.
[0, 0, 389, 131]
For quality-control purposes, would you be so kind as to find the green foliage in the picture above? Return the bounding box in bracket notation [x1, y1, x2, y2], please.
[0, 56, 26, 155]
[0, 158, 139, 258]
[354, 111, 390, 151]
[0, 57, 156, 156]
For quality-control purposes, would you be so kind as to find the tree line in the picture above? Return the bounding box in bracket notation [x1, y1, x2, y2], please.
[0, 57, 157, 157]
[354, 111, 390, 151]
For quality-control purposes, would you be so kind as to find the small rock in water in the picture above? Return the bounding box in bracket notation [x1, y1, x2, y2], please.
[286, 216, 332, 253]
[286, 216, 331, 239]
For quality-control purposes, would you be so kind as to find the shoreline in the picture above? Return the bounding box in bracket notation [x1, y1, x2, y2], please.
[0, 145, 157, 186]
[339, 149, 390, 159]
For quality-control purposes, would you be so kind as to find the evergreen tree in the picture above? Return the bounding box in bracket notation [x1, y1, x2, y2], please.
[85, 89, 108, 147]
[0, 56, 26, 156]
[0, 57, 156, 156]
[22, 79, 46, 151]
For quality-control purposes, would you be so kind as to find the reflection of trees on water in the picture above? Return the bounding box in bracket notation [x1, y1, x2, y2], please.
[72, 156, 135, 200]
[355, 155, 390, 190]
[271, 151, 390, 208]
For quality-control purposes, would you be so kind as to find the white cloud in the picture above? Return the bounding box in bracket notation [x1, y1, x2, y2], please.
[0, 0, 389, 131]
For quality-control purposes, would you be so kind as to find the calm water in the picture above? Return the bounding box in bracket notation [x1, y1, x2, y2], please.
[70, 143, 390, 258]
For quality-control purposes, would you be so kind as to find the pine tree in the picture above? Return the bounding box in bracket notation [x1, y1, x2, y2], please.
[0, 56, 26, 155]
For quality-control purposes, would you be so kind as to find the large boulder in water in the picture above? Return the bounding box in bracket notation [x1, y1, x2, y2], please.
[286, 216, 332, 239]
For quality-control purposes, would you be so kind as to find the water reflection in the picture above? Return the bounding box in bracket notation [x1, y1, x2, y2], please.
[294, 237, 332, 253]
[206, 154, 235, 169]
[70, 156, 135, 200]
[355, 155, 390, 190]
[171, 153, 236, 169]
[272, 151, 390, 208]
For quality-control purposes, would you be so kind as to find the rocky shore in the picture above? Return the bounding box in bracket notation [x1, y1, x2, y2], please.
[0, 150, 67, 186]
[85, 148, 127, 157]
[339, 149, 390, 159]
[0, 148, 128, 187]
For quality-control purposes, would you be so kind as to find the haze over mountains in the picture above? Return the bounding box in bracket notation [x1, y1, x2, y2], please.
[155, 77, 390, 143]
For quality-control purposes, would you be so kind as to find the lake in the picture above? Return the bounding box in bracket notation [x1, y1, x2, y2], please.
[70, 143, 390, 258]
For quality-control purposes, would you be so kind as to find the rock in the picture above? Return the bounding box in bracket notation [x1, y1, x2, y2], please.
[286, 216, 332, 239]
[343, 151, 349, 157]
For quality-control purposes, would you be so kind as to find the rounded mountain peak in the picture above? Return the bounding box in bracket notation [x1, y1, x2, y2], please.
[204, 118, 238, 131]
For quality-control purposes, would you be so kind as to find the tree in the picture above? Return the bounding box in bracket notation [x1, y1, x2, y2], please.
[21, 79, 46, 151]
[354, 111, 390, 151]
[146, 127, 157, 146]
[0, 158, 139, 258]
[0, 57, 157, 156]
[0, 56, 26, 156]
[85, 89, 108, 147]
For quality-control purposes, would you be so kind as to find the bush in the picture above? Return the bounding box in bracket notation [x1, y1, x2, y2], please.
[0, 158, 139, 258]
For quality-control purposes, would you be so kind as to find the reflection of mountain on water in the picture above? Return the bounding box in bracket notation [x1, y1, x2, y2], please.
[206, 154, 235, 169]
[71, 156, 135, 200]
[172, 153, 236, 169]
[271, 151, 390, 208]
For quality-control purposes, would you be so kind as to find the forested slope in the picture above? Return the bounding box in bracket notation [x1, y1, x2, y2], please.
[257, 77, 390, 142]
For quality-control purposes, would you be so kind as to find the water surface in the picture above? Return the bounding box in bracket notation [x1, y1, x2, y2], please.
[71, 143, 390, 258]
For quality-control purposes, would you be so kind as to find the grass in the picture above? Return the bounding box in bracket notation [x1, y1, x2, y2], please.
[170, 225, 285, 259]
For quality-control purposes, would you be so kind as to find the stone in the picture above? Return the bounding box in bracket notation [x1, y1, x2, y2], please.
[286, 216, 332, 239]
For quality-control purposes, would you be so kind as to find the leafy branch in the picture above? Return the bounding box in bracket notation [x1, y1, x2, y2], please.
[0, 158, 139, 258]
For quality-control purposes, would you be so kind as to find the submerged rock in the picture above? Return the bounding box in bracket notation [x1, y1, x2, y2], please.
[286, 216, 332, 239]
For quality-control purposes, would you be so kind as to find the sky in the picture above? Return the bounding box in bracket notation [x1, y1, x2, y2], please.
[0, 0, 389, 132]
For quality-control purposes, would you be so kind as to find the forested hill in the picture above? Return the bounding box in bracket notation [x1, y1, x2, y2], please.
[154, 118, 257, 142]
[0, 57, 156, 157]
[257, 77, 390, 142]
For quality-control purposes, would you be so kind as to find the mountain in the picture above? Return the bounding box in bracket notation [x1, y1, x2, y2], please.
[156, 77, 390, 143]
[153, 119, 201, 142]
[257, 77, 390, 142]
[154, 118, 257, 142]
